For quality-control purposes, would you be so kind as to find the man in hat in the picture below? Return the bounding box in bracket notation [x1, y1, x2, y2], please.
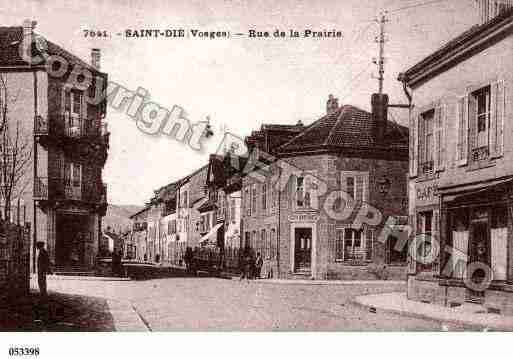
[36, 241, 51, 298]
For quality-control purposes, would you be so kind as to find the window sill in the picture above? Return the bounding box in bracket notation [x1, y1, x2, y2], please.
[415, 172, 438, 183]
[466, 159, 496, 172]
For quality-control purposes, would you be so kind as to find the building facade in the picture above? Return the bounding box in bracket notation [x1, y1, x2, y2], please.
[401, 6, 513, 311]
[0, 21, 108, 272]
[240, 96, 409, 279]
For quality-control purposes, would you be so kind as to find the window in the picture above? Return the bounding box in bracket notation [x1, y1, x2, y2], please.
[296, 176, 305, 207]
[473, 86, 491, 152]
[251, 184, 257, 215]
[64, 88, 83, 117]
[270, 229, 276, 260]
[230, 199, 236, 222]
[167, 220, 176, 235]
[295, 174, 314, 209]
[182, 191, 188, 208]
[245, 187, 251, 216]
[420, 109, 435, 174]
[262, 183, 267, 211]
[335, 228, 372, 262]
[341, 171, 368, 202]
[417, 211, 434, 272]
[64, 162, 81, 187]
[346, 177, 355, 199]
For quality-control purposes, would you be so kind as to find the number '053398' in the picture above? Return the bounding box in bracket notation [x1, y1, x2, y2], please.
[8, 347, 40, 356]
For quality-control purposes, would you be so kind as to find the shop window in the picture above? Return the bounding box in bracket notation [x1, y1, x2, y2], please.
[417, 211, 434, 272]
[491, 206, 508, 281]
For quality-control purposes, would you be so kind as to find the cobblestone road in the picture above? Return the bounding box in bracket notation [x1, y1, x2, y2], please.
[43, 277, 473, 331]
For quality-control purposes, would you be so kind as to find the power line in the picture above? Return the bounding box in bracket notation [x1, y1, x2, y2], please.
[388, 0, 451, 14]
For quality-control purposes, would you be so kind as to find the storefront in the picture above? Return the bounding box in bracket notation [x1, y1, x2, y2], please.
[409, 177, 513, 313]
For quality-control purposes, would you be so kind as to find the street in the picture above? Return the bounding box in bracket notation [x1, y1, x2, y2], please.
[38, 277, 471, 331]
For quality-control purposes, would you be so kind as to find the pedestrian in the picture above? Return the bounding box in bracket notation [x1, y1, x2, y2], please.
[255, 252, 263, 279]
[184, 246, 193, 274]
[248, 249, 256, 280]
[240, 249, 251, 281]
[36, 241, 50, 299]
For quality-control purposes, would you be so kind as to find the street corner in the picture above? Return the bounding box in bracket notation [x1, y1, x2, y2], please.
[352, 292, 513, 331]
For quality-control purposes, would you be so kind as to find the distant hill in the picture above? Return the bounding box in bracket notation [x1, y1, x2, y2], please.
[102, 204, 143, 233]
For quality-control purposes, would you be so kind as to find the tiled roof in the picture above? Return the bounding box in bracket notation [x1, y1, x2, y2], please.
[0, 26, 104, 75]
[277, 105, 408, 154]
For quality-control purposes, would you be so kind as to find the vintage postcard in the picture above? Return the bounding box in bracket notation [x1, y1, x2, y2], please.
[1, 0, 513, 356]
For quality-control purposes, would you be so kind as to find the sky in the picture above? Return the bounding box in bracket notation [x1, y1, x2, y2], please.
[4, 0, 479, 205]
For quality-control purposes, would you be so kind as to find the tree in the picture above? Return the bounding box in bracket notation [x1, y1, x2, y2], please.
[0, 74, 32, 222]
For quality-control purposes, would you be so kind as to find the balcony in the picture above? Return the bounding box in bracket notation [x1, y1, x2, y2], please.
[34, 176, 106, 204]
[34, 113, 107, 140]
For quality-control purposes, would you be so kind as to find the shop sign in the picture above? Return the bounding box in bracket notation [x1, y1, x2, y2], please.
[415, 181, 438, 206]
[288, 213, 319, 222]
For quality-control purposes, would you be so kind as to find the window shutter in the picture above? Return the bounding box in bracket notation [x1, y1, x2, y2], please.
[468, 93, 478, 154]
[433, 209, 440, 274]
[490, 80, 505, 158]
[365, 229, 373, 261]
[356, 175, 364, 202]
[434, 104, 445, 171]
[457, 96, 469, 166]
[411, 112, 420, 177]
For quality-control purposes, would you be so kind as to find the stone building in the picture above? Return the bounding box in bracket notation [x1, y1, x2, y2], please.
[0, 21, 108, 272]
[240, 95, 409, 279]
[401, 4, 513, 311]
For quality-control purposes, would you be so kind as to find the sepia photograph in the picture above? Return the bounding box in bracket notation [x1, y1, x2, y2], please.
[1, 0, 513, 356]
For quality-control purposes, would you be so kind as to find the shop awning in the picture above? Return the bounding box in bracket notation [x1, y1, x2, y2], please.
[440, 176, 513, 203]
[199, 223, 223, 244]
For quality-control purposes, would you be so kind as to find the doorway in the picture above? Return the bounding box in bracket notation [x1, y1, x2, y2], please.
[55, 213, 90, 268]
[466, 217, 489, 303]
[294, 227, 312, 272]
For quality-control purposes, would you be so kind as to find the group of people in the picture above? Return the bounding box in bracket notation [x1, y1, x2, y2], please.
[240, 249, 263, 281]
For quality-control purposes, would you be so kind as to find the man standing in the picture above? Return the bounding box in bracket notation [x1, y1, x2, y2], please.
[36, 242, 50, 298]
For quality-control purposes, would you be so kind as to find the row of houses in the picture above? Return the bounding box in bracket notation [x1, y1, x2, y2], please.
[125, 91, 410, 279]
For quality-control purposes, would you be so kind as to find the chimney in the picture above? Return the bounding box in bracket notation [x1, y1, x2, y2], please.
[371, 93, 389, 143]
[326, 94, 339, 115]
[22, 19, 36, 63]
[91, 48, 101, 70]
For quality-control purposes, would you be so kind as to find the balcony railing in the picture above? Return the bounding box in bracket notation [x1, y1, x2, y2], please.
[420, 160, 434, 175]
[34, 113, 106, 140]
[34, 176, 106, 204]
[472, 146, 489, 162]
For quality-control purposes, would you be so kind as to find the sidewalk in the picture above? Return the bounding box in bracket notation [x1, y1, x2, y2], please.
[252, 278, 405, 286]
[353, 292, 513, 331]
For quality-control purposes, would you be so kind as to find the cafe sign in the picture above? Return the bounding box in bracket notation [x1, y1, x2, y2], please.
[415, 181, 438, 206]
[288, 213, 320, 222]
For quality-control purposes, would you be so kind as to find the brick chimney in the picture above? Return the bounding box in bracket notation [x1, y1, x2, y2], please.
[91, 48, 101, 70]
[371, 93, 389, 143]
[22, 19, 36, 63]
[326, 94, 339, 115]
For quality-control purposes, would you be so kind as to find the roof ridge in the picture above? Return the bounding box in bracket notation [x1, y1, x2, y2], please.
[276, 114, 327, 152]
[324, 106, 347, 146]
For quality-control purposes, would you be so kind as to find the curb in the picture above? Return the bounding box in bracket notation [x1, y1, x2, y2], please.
[252, 279, 405, 286]
[351, 293, 507, 331]
[107, 299, 150, 332]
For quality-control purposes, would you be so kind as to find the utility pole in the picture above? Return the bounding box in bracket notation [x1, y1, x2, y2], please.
[375, 11, 388, 95]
